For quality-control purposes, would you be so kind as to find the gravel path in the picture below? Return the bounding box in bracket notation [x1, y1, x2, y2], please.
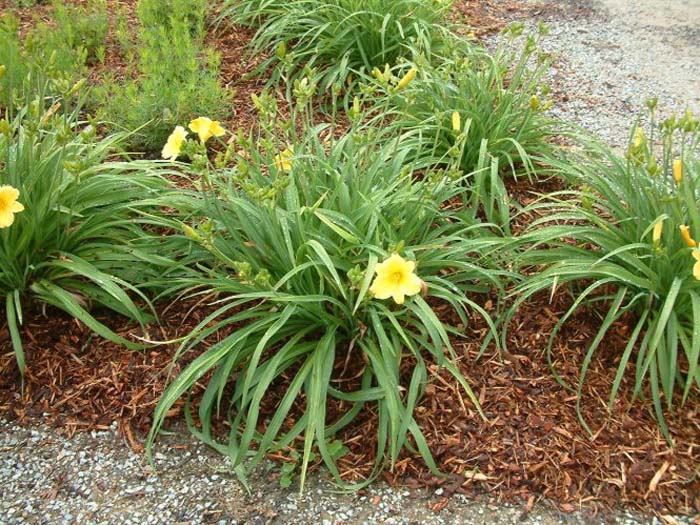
[2, 1, 700, 524]
[530, 0, 700, 147]
[0, 421, 668, 525]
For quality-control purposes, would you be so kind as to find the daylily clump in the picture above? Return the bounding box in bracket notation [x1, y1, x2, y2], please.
[0, 185, 24, 228]
[369, 253, 423, 304]
[161, 126, 188, 161]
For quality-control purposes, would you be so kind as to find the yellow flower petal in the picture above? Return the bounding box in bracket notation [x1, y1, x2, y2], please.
[273, 146, 294, 172]
[370, 253, 422, 305]
[694, 260, 700, 280]
[161, 126, 187, 161]
[0, 185, 24, 229]
[189, 117, 226, 143]
[693, 249, 700, 262]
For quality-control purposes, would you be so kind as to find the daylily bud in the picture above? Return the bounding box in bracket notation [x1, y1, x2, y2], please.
[66, 78, 86, 98]
[653, 220, 663, 246]
[673, 159, 682, 183]
[530, 94, 540, 110]
[0, 65, 5, 80]
[680, 225, 697, 248]
[182, 224, 201, 241]
[396, 68, 417, 90]
[451, 111, 461, 132]
[371, 67, 384, 82]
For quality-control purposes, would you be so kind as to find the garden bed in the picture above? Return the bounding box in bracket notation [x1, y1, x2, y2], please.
[1, 0, 699, 522]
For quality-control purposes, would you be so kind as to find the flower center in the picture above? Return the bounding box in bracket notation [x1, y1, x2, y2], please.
[392, 271, 403, 284]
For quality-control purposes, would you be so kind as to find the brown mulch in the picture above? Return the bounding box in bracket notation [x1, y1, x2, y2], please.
[2, 285, 699, 516]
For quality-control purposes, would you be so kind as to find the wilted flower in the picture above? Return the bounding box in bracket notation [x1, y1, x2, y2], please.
[273, 146, 294, 172]
[161, 126, 187, 161]
[680, 225, 697, 248]
[369, 253, 423, 305]
[0, 185, 25, 228]
[189, 117, 226, 143]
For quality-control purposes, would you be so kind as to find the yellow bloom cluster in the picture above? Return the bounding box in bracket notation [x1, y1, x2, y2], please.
[161, 117, 227, 161]
[0, 185, 24, 228]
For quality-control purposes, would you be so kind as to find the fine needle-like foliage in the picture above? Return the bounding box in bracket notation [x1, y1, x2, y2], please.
[146, 89, 509, 490]
[509, 103, 700, 441]
[0, 79, 170, 373]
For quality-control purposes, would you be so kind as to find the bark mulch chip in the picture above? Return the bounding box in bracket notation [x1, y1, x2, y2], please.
[1, 289, 699, 516]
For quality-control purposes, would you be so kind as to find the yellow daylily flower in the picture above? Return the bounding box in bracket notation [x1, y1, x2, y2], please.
[188, 117, 226, 143]
[673, 159, 683, 183]
[0, 185, 25, 228]
[161, 126, 188, 161]
[273, 146, 294, 172]
[451, 111, 461, 133]
[693, 249, 700, 280]
[396, 68, 417, 90]
[369, 253, 423, 305]
[680, 225, 697, 248]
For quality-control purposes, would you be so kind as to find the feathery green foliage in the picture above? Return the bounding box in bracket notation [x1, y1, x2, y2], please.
[95, 0, 230, 152]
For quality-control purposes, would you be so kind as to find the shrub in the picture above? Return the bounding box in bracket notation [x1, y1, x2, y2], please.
[367, 23, 557, 186]
[508, 104, 700, 440]
[220, 0, 454, 91]
[0, 15, 28, 108]
[27, 0, 109, 66]
[0, 82, 171, 373]
[146, 93, 508, 489]
[95, 0, 231, 152]
[0, 1, 108, 108]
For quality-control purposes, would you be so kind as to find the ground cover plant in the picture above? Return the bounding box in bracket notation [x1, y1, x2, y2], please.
[510, 105, 700, 440]
[144, 90, 512, 488]
[0, 77, 172, 374]
[220, 0, 455, 92]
